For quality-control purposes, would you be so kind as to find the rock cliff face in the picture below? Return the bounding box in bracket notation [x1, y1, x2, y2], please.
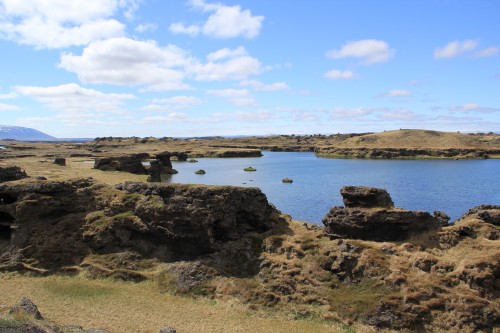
[314, 147, 499, 159]
[323, 186, 442, 242]
[0, 179, 284, 272]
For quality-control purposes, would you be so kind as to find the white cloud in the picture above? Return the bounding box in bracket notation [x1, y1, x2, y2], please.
[168, 23, 200, 36]
[191, 46, 261, 81]
[59, 40, 262, 88]
[152, 96, 203, 107]
[207, 88, 249, 98]
[143, 96, 203, 112]
[448, 103, 499, 113]
[0, 92, 16, 99]
[59, 37, 192, 91]
[15, 83, 134, 114]
[473, 47, 498, 58]
[324, 69, 355, 80]
[327, 39, 395, 64]
[206, 46, 247, 62]
[0, 102, 19, 111]
[383, 90, 412, 97]
[239, 80, 289, 91]
[140, 113, 189, 124]
[207, 88, 256, 106]
[434, 39, 477, 59]
[0, 0, 131, 48]
[170, 0, 264, 39]
[134, 22, 158, 33]
[234, 110, 277, 122]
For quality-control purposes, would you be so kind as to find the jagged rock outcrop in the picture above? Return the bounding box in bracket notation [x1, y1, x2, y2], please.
[0, 166, 28, 183]
[0, 179, 283, 272]
[94, 153, 149, 174]
[54, 157, 66, 166]
[323, 186, 442, 241]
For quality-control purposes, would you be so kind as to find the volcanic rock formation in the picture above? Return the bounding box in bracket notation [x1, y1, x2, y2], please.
[323, 186, 443, 241]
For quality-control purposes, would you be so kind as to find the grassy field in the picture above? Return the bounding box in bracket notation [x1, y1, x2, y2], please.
[0, 274, 377, 333]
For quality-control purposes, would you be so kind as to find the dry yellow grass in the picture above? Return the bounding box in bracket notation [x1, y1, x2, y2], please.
[0, 157, 147, 186]
[0, 274, 359, 333]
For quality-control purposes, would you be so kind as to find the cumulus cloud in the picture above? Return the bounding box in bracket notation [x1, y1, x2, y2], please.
[15, 83, 134, 114]
[434, 39, 477, 59]
[327, 39, 395, 64]
[324, 69, 355, 80]
[59, 40, 261, 89]
[0, 0, 136, 48]
[207, 88, 256, 106]
[239, 80, 289, 91]
[191, 46, 261, 81]
[59, 37, 192, 91]
[448, 103, 499, 113]
[169, 0, 264, 39]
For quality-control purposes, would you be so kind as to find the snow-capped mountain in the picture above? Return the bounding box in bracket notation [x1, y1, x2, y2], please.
[0, 125, 56, 141]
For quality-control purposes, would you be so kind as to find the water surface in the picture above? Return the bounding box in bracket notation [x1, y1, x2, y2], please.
[167, 152, 499, 224]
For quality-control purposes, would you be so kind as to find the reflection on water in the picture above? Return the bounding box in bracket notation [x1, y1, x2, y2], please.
[164, 152, 500, 224]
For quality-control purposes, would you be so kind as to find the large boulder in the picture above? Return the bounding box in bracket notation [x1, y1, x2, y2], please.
[323, 186, 442, 242]
[94, 153, 149, 174]
[0, 166, 28, 183]
[340, 186, 394, 208]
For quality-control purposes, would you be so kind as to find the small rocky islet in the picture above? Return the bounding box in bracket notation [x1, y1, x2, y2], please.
[0, 162, 498, 332]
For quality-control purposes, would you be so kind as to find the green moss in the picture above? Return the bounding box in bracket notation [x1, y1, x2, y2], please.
[112, 211, 134, 220]
[244, 167, 257, 171]
[122, 192, 143, 204]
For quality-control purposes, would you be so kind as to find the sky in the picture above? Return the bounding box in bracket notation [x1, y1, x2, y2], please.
[0, 0, 499, 138]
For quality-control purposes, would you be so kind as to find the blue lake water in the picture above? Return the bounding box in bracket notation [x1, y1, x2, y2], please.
[167, 152, 500, 225]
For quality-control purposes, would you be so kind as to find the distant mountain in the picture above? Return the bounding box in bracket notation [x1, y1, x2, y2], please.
[0, 125, 56, 141]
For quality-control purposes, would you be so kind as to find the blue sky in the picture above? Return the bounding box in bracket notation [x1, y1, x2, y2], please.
[0, 0, 499, 138]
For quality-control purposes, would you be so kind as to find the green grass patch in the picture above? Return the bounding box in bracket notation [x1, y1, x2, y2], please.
[244, 167, 257, 171]
[42, 278, 117, 300]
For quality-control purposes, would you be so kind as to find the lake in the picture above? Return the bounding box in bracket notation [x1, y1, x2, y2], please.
[166, 152, 500, 224]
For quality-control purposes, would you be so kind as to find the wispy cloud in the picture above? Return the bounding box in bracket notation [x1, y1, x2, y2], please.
[448, 103, 500, 113]
[473, 47, 499, 58]
[327, 39, 395, 64]
[239, 80, 289, 91]
[380, 90, 412, 98]
[324, 69, 355, 80]
[207, 88, 256, 106]
[434, 39, 498, 59]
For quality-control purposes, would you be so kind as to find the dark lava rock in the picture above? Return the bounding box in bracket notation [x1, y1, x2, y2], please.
[9, 297, 43, 320]
[340, 186, 394, 208]
[434, 210, 451, 226]
[147, 160, 162, 182]
[159, 327, 176, 333]
[54, 158, 66, 166]
[0, 166, 28, 183]
[323, 186, 441, 242]
[0, 178, 283, 271]
[94, 153, 149, 174]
